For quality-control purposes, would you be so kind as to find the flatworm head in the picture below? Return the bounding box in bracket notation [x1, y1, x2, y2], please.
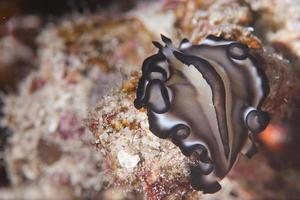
[134, 35, 269, 193]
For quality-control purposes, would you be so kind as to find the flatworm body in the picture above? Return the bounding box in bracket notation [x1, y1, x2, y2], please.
[134, 35, 269, 193]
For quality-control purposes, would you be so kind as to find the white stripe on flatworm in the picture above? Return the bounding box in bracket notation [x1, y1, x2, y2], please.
[243, 107, 256, 123]
[180, 42, 192, 49]
[157, 61, 170, 78]
[232, 58, 264, 107]
[153, 112, 186, 130]
[203, 57, 234, 163]
[201, 38, 233, 46]
[181, 64, 226, 163]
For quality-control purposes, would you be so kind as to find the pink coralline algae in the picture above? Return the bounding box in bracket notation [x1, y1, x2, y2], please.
[58, 111, 85, 140]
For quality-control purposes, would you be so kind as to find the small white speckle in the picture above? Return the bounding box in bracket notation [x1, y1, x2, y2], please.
[192, 18, 198, 25]
[95, 139, 100, 144]
[246, 26, 254, 32]
[48, 117, 59, 133]
[117, 150, 140, 170]
[99, 132, 109, 141]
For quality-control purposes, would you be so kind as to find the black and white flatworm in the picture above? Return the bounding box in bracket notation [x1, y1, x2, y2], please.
[134, 34, 269, 193]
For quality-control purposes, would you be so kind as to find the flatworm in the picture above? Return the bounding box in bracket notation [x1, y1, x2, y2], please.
[134, 35, 269, 193]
